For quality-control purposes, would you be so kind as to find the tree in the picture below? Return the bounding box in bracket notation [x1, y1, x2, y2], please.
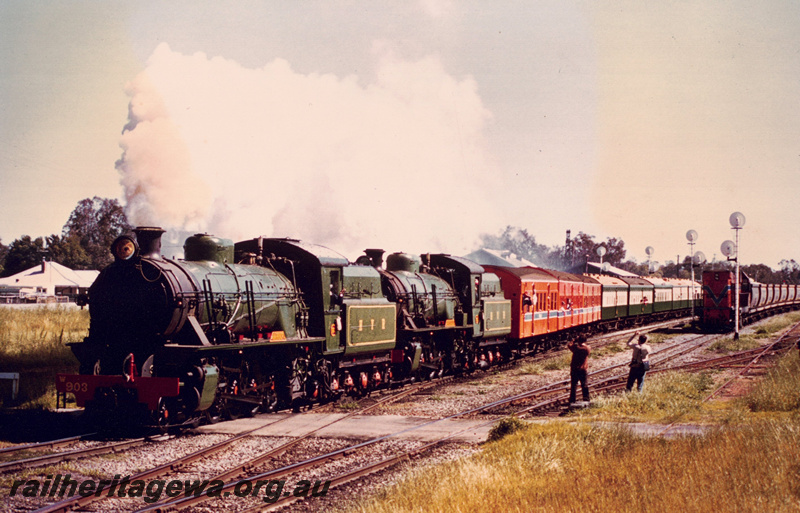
[478, 227, 633, 272]
[617, 260, 651, 276]
[779, 259, 800, 284]
[741, 263, 783, 284]
[62, 197, 132, 269]
[0, 238, 7, 276]
[1, 236, 45, 277]
[46, 234, 92, 270]
[569, 232, 627, 267]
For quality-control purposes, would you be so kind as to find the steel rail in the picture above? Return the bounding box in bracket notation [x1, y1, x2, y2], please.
[27, 321, 703, 512]
[0, 438, 147, 473]
[241, 330, 700, 513]
[703, 322, 800, 402]
[508, 335, 728, 416]
[0, 433, 96, 457]
[30, 421, 291, 513]
[153, 325, 798, 510]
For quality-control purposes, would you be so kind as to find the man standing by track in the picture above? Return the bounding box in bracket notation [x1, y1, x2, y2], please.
[567, 335, 591, 404]
[625, 332, 652, 392]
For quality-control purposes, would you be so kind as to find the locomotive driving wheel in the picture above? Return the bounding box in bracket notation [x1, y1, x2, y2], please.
[154, 398, 171, 434]
[288, 356, 310, 412]
[204, 396, 225, 424]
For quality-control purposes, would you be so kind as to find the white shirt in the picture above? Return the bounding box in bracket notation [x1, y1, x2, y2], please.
[628, 342, 651, 364]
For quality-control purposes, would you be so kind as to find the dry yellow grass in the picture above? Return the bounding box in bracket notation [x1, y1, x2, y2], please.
[0, 306, 87, 358]
[350, 418, 800, 513]
[0, 306, 86, 407]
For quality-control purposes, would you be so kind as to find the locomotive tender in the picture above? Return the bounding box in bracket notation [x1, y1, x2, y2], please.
[58, 227, 708, 428]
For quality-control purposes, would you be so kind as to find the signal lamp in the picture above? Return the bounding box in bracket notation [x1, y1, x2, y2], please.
[112, 235, 138, 261]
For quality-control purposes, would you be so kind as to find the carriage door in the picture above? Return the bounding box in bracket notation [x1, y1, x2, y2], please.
[325, 269, 344, 352]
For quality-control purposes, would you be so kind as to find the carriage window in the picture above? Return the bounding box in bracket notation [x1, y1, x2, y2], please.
[329, 270, 341, 306]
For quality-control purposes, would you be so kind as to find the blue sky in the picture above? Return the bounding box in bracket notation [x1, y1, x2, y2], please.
[1, 1, 798, 266]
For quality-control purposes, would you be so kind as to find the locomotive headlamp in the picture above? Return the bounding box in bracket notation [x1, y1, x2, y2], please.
[112, 235, 138, 261]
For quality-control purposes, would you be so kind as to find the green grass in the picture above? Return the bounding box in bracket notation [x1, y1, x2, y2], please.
[486, 416, 527, 442]
[0, 306, 86, 408]
[542, 353, 571, 371]
[335, 399, 361, 410]
[589, 341, 625, 358]
[641, 331, 668, 345]
[709, 334, 764, 352]
[569, 371, 717, 424]
[744, 352, 800, 413]
[710, 312, 800, 353]
[513, 362, 545, 376]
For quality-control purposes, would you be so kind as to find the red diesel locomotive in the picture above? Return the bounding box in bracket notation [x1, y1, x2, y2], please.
[702, 269, 800, 331]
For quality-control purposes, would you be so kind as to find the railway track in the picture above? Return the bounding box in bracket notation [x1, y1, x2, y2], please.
[480, 332, 720, 416]
[697, 320, 800, 399]
[654, 320, 800, 437]
[27, 379, 444, 513]
[0, 437, 157, 473]
[0, 433, 96, 458]
[514, 321, 800, 416]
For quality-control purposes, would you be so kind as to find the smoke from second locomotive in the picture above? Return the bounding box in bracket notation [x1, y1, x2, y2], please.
[116, 43, 501, 258]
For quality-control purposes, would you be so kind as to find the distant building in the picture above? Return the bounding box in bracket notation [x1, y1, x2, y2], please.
[463, 248, 538, 268]
[0, 261, 99, 303]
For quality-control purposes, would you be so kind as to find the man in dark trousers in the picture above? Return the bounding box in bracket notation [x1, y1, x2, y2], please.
[626, 331, 652, 392]
[567, 335, 591, 403]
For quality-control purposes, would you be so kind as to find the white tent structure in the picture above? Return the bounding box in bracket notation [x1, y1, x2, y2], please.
[0, 261, 98, 301]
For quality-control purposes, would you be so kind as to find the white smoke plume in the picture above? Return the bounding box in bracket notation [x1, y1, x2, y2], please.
[117, 43, 500, 259]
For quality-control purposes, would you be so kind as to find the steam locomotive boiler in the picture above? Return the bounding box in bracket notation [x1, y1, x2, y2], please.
[362, 251, 512, 375]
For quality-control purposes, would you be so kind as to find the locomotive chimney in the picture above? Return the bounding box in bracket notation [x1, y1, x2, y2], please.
[363, 249, 385, 268]
[134, 227, 166, 259]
